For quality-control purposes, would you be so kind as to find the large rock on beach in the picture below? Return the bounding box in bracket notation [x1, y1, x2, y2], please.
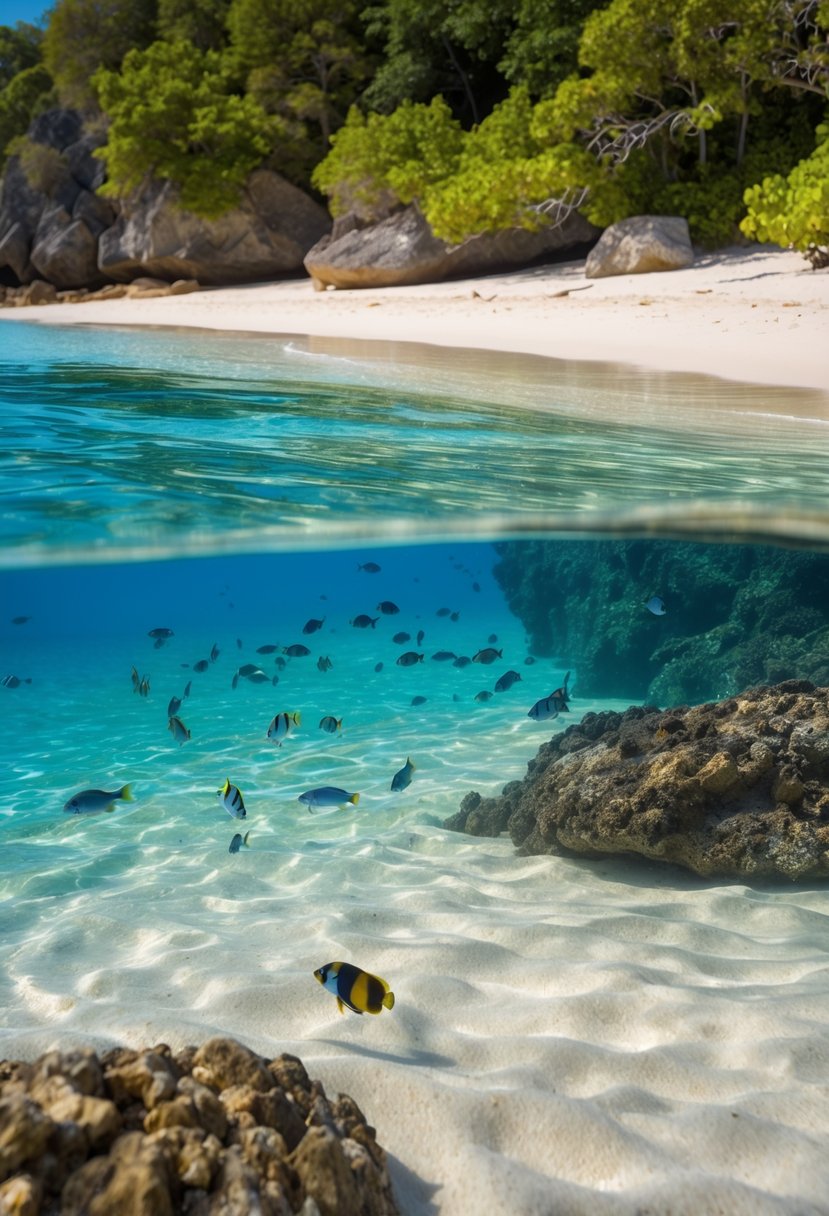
[304, 203, 599, 289]
[0, 108, 112, 289]
[585, 214, 693, 278]
[99, 169, 331, 285]
[492, 539, 829, 705]
[0, 1036, 399, 1215]
[446, 680, 829, 880]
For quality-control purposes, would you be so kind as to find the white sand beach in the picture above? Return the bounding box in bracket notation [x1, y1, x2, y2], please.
[3, 245, 829, 1216]
[3, 243, 828, 392]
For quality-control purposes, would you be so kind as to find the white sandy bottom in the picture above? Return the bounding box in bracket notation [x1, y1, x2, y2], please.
[3, 553, 829, 1215]
[6, 815, 829, 1215]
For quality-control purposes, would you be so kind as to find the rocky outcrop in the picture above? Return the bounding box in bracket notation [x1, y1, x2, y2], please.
[99, 169, 331, 285]
[304, 203, 599, 290]
[0, 109, 331, 290]
[492, 538, 829, 705]
[585, 215, 693, 278]
[0, 109, 113, 289]
[446, 680, 829, 880]
[0, 1036, 399, 1216]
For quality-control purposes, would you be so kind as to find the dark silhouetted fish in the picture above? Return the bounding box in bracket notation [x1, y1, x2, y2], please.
[2, 674, 31, 688]
[393, 632, 411, 644]
[396, 652, 423, 667]
[317, 655, 333, 672]
[303, 618, 325, 634]
[411, 695, 427, 706]
[377, 601, 400, 615]
[474, 690, 493, 702]
[319, 715, 342, 733]
[257, 644, 278, 654]
[283, 644, 311, 657]
[473, 647, 502, 665]
[453, 656, 471, 668]
[193, 659, 209, 673]
[494, 670, 522, 692]
[350, 615, 379, 629]
[357, 562, 381, 573]
[431, 651, 456, 662]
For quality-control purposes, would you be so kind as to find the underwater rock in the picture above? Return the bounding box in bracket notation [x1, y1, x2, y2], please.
[447, 681, 829, 880]
[0, 1036, 399, 1216]
[492, 538, 829, 703]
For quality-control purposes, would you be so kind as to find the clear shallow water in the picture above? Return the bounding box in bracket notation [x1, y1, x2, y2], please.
[2, 319, 829, 1215]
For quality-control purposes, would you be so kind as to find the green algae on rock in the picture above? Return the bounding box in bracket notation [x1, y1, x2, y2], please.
[447, 681, 829, 881]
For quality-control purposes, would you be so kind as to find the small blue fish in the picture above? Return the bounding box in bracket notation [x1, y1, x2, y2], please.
[391, 758, 415, 793]
[299, 787, 360, 812]
[218, 778, 246, 818]
[645, 595, 667, 616]
[168, 715, 190, 744]
[228, 830, 251, 853]
[64, 784, 133, 814]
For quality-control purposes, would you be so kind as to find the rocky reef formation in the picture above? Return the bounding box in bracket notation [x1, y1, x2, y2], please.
[446, 680, 829, 880]
[304, 203, 599, 290]
[0, 1036, 399, 1216]
[493, 538, 829, 705]
[0, 109, 330, 291]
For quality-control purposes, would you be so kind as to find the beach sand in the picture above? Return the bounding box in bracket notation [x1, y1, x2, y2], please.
[3, 245, 829, 1216]
[3, 243, 828, 392]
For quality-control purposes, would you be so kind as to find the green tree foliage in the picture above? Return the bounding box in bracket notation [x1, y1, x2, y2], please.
[0, 24, 53, 166]
[227, 0, 370, 179]
[93, 40, 275, 216]
[0, 64, 54, 165]
[361, 0, 594, 120]
[311, 95, 464, 216]
[43, 0, 158, 109]
[1, 21, 43, 89]
[741, 122, 829, 265]
[156, 0, 231, 51]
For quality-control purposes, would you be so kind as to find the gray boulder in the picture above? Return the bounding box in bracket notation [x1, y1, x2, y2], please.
[304, 203, 599, 289]
[585, 214, 693, 278]
[0, 108, 110, 287]
[98, 169, 331, 285]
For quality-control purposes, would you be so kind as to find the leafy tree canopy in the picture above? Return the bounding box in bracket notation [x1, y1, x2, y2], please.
[0, 63, 54, 166]
[93, 39, 275, 216]
[0, 21, 44, 89]
[156, 0, 231, 51]
[43, 0, 158, 109]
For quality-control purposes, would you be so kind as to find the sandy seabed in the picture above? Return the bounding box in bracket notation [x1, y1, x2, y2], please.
[2, 245, 829, 1215]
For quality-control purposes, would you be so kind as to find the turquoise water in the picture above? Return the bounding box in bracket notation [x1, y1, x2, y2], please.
[2, 318, 829, 1214]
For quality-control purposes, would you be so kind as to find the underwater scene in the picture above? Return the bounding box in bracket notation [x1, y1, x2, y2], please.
[2, 319, 829, 1215]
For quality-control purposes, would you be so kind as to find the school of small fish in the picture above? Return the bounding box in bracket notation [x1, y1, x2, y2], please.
[43, 562, 670, 1019]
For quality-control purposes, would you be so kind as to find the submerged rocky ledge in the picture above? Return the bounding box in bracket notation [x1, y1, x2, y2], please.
[0, 1036, 399, 1216]
[447, 680, 829, 881]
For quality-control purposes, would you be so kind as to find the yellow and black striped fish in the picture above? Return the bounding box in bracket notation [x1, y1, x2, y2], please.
[314, 961, 395, 1016]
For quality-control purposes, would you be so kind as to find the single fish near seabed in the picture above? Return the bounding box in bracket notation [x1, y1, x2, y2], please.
[357, 562, 381, 573]
[1, 674, 32, 688]
[645, 595, 667, 616]
[314, 961, 394, 1015]
[267, 710, 301, 745]
[218, 778, 246, 819]
[167, 694, 182, 718]
[350, 615, 379, 629]
[317, 655, 333, 672]
[283, 643, 311, 657]
[527, 673, 570, 721]
[494, 670, 522, 692]
[473, 647, 502, 665]
[303, 618, 325, 634]
[210, 642, 220, 662]
[168, 715, 191, 745]
[228, 830, 251, 854]
[396, 651, 424, 667]
[148, 627, 174, 640]
[377, 601, 400, 615]
[391, 757, 415, 792]
[64, 784, 133, 814]
[319, 715, 342, 734]
[298, 787, 359, 812]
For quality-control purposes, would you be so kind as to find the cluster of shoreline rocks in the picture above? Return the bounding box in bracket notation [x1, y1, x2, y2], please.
[0, 1036, 399, 1216]
[446, 680, 829, 881]
[0, 276, 201, 309]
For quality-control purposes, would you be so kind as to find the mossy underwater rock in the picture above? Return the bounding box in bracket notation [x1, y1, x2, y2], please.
[0, 1036, 399, 1216]
[446, 681, 829, 881]
[492, 539, 829, 705]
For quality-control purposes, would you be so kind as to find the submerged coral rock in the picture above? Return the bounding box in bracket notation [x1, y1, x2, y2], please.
[447, 681, 829, 880]
[0, 1038, 399, 1216]
[492, 538, 829, 704]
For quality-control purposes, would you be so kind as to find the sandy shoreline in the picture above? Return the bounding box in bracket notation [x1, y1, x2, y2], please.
[2, 244, 828, 392]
